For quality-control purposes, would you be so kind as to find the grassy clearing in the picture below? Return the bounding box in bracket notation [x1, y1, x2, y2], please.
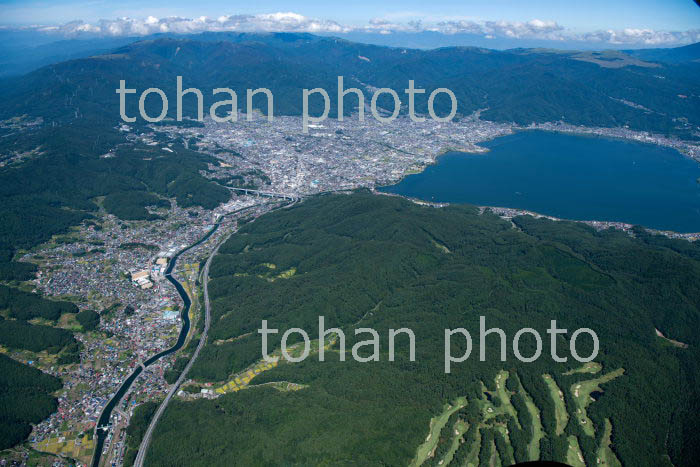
[487, 370, 543, 460]
[494, 425, 515, 465]
[213, 331, 253, 345]
[432, 240, 451, 254]
[563, 362, 602, 375]
[597, 418, 622, 467]
[570, 368, 625, 437]
[488, 437, 501, 467]
[486, 370, 518, 422]
[519, 384, 544, 459]
[276, 267, 297, 279]
[465, 428, 482, 467]
[655, 328, 688, 349]
[253, 381, 308, 392]
[566, 435, 586, 467]
[57, 312, 81, 331]
[410, 397, 468, 467]
[442, 420, 469, 466]
[542, 374, 568, 435]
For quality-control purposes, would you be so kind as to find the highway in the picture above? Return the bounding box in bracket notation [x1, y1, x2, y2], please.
[131, 200, 290, 466]
[132, 224, 226, 467]
[227, 186, 299, 201]
[90, 217, 223, 467]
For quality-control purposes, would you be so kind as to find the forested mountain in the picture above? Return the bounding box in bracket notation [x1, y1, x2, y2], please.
[1, 32, 693, 282]
[625, 41, 700, 64]
[0, 32, 699, 463]
[0, 123, 230, 281]
[149, 192, 700, 466]
[0, 33, 698, 138]
[0, 354, 62, 450]
[5, 34, 693, 299]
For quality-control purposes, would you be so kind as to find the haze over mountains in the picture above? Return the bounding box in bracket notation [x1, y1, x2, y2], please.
[0, 32, 699, 141]
[1, 22, 700, 77]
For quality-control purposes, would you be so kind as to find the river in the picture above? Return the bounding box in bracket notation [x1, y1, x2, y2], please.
[90, 220, 221, 467]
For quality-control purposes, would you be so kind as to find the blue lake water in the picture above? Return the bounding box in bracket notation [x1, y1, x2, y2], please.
[380, 131, 700, 232]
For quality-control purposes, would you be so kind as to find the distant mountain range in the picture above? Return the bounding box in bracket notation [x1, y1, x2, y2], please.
[2, 29, 699, 78]
[1, 32, 698, 139]
[625, 41, 700, 63]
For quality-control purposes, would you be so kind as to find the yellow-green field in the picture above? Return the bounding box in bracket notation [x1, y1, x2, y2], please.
[597, 418, 622, 466]
[542, 374, 568, 435]
[410, 397, 468, 467]
[215, 359, 279, 394]
[563, 361, 602, 375]
[32, 431, 94, 465]
[570, 368, 624, 437]
[213, 333, 337, 395]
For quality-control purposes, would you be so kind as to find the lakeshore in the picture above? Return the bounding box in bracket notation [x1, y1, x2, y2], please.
[380, 130, 700, 233]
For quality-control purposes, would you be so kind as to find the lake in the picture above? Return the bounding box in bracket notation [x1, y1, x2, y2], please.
[380, 131, 700, 232]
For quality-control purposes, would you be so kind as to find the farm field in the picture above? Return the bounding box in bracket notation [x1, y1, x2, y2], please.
[32, 431, 94, 465]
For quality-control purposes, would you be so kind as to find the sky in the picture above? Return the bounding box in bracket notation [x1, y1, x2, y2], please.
[1, 0, 699, 47]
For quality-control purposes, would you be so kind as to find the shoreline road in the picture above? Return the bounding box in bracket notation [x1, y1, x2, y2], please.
[132, 230, 230, 467]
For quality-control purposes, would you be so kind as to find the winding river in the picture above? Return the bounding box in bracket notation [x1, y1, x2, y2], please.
[90, 216, 225, 467]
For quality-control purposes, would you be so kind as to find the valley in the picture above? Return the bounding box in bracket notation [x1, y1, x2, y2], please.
[0, 29, 699, 467]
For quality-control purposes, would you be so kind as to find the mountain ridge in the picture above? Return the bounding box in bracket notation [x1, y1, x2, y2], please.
[1, 33, 698, 139]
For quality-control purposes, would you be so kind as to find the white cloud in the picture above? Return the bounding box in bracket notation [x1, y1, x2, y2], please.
[14, 12, 700, 47]
[580, 28, 700, 45]
[433, 19, 565, 40]
[36, 13, 350, 37]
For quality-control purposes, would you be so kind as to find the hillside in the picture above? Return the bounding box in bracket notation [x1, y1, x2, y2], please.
[146, 192, 700, 466]
[0, 33, 698, 138]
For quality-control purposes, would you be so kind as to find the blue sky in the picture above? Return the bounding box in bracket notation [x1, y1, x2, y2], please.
[1, 0, 698, 30]
[0, 0, 698, 48]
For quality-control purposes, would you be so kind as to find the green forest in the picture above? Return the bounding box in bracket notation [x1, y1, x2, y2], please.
[0, 122, 230, 285]
[0, 284, 77, 321]
[123, 401, 160, 467]
[76, 309, 100, 331]
[144, 192, 700, 466]
[0, 317, 76, 353]
[0, 354, 62, 450]
[102, 191, 170, 221]
[0, 282, 82, 361]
